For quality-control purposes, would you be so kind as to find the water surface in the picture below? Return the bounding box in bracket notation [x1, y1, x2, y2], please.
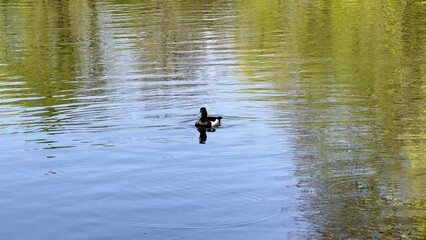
[0, 0, 425, 239]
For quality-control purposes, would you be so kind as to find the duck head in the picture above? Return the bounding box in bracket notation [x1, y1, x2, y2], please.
[199, 107, 208, 121]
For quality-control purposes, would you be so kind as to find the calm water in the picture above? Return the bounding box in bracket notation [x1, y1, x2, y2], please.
[1, 0, 425, 239]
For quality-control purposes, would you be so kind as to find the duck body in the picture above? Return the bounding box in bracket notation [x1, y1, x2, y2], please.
[195, 118, 221, 128]
[195, 107, 222, 128]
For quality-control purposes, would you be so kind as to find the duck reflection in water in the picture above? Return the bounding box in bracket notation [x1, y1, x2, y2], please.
[197, 127, 216, 144]
[195, 107, 222, 144]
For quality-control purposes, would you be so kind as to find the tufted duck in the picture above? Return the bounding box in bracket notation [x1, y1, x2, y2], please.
[195, 107, 222, 128]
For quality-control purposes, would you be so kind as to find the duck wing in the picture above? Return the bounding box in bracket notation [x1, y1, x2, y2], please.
[206, 116, 222, 121]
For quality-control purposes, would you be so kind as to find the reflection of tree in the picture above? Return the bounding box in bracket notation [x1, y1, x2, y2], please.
[0, 1, 105, 110]
[1, 0, 239, 134]
[0, 1, 111, 136]
[399, 1, 426, 169]
[235, 0, 426, 238]
[109, 0, 239, 110]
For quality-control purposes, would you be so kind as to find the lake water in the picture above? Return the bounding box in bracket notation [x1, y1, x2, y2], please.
[0, 0, 425, 239]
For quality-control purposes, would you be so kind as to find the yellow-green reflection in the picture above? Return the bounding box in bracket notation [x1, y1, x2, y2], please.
[235, 0, 426, 238]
